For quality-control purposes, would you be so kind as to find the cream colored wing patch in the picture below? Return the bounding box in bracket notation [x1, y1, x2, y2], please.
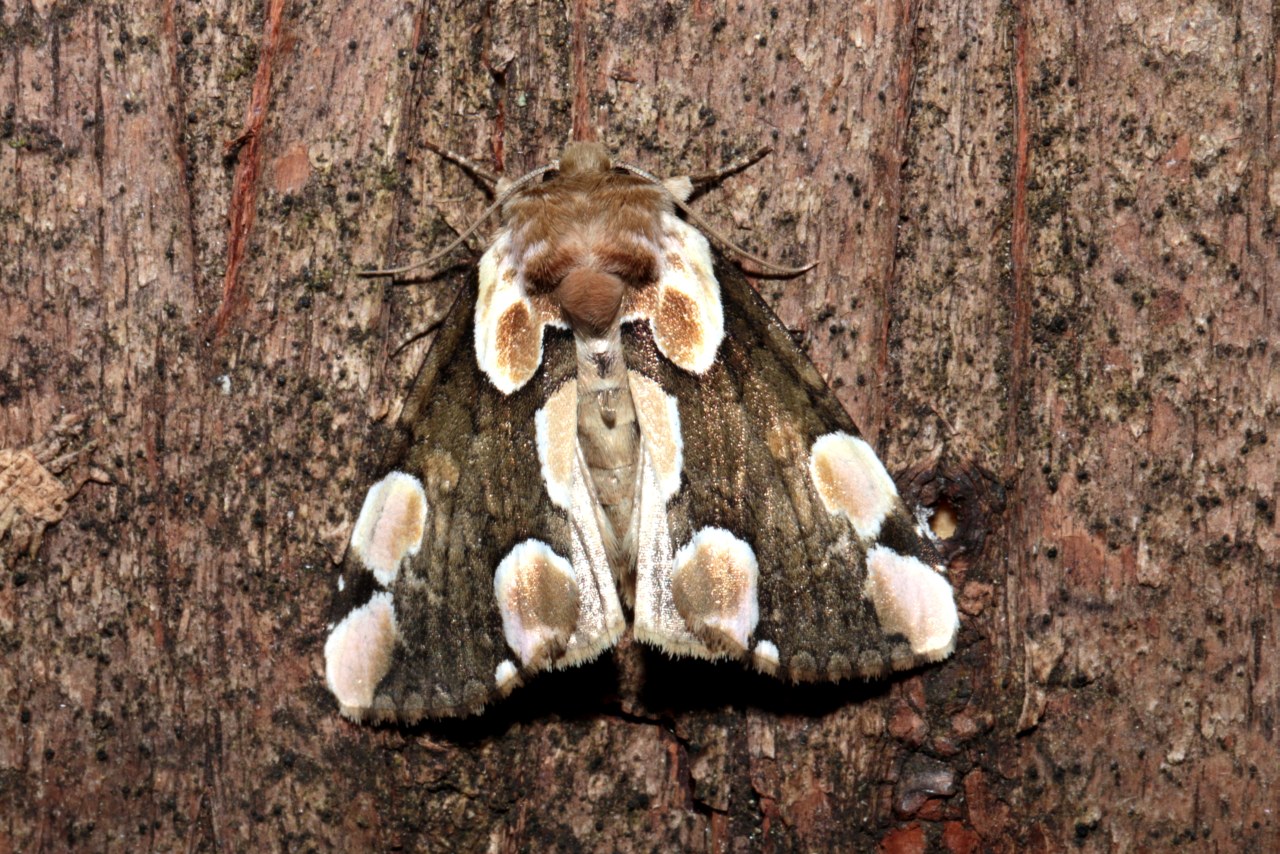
[493, 540, 581, 668]
[809, 432, 899, 540]
[625, 213, 724, 374]
[535, 380, 578, 510]
[635, 515, 760, 660]
[324, 592, 399, 720]
[628, 374, 726, 659]
[632, 385, 757, 664]
[863, 545, 959, 662]
[348, 471, 428, 587]
[475, 230, 562, 394]
[324, 471, 429, 720]
[524, 388, 625, 670]
[628, 371, 683, 502]
[670, 527, 760, 655]
[631, 375, 762, 661]
[631, 446, 686, 653]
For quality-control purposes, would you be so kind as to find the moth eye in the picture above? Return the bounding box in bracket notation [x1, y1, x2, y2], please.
[863, 545, 959, 661]
[349, 472, 428, 587]
[493, 540, 582, 668]
[324, 592, 398, 717]
[670, 527, 759, 656]
[808, 432, 899, 540]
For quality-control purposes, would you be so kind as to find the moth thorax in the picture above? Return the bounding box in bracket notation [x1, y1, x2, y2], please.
[555, 269, 625, 337]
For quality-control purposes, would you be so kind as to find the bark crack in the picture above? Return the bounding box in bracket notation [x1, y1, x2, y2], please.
[210, 0, 289, 340]
[1007, 0, 1032, 470]
[1007, 0, 1036, 740]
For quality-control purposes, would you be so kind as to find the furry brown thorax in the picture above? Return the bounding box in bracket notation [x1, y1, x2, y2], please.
[504, 142, 671, 337]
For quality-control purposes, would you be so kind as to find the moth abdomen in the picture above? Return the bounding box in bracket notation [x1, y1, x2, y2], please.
[574, 328, 642, 590]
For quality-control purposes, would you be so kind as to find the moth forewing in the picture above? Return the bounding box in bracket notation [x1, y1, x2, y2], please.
[324, 142, 959, 721]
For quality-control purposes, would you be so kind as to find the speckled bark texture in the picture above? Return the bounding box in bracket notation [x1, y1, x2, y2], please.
[1, 1, 1276, 851]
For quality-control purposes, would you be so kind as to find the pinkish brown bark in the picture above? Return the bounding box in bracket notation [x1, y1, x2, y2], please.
[1, 1, 1276, 851]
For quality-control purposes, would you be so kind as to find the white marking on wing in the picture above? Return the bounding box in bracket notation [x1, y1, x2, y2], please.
[493, 540, 580, 668]
[324, 592, 398, 719]
[809, 432, 899, 540]
[629, 371, 683, 502]
[535, 380, 578, 511]
[559, 445, 626, 666]
[350, 472, 428, 587]
[864, 545, 959, 661]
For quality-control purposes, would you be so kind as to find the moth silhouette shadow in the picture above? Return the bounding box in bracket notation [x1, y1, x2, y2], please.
[400, 645, 898, 745]
[635, 648, 893, 717]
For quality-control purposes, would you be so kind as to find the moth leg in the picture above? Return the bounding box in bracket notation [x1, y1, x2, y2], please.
[422, 139, 500, 193]
[685, 146, 773, 189]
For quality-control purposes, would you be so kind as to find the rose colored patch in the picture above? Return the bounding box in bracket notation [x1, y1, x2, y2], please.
[671, 527, 759, 655]
[864, 546, 959, 660]
[324, 592, 397, 717]
[350, 472, 428, 587]
[493, 540, 581, 667]
[273, 144, 311, 194]
[809, 432, 899, 539]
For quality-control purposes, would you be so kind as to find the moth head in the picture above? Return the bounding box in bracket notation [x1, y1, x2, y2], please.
[557, 141, 613, 176]
[508, 150, 665, 338]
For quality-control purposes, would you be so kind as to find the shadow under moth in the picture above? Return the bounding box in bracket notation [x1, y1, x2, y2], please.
[324, 142, 959, 722]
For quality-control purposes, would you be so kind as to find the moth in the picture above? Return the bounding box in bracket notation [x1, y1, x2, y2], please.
[324, 142, 959, 721]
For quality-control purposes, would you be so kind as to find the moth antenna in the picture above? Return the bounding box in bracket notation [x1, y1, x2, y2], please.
[359, 163, 558, 279]
[614, 158, 815, 277]
[422, 140, 500, 194]
[667, 195, 816, 277]
[358, 198, 504, 278]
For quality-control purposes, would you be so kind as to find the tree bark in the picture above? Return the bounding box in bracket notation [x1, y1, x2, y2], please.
[2, 1, 1276, 851]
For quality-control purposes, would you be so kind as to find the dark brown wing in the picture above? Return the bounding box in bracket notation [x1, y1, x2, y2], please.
[324, 272, 610, 722]
[626, 259, 958, 682]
